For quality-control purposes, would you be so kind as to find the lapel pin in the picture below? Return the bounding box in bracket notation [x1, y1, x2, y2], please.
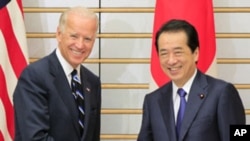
[199, 94, 205, 99]
[86, 87, 90, 92]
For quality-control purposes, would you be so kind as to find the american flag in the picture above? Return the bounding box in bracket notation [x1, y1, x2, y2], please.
[0, 0, 28, 140]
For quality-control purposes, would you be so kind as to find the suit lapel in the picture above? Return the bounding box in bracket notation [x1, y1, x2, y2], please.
[158, 83, 178, 141]
[48, 51, 81, 136]
[179, 71, 208, 140]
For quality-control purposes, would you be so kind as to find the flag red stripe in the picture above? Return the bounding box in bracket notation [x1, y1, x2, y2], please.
[0, 67, 14, 139]
[16, 0, 22, 12]
[151, 0, 216, 87]
[0, 131, 4, 141]
[16, 0, 24, 17]
[0, 3, 27, 78]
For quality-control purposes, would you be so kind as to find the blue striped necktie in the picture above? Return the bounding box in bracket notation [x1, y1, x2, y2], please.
[71, 69, 85, 135]
[176, 88, 187, 138]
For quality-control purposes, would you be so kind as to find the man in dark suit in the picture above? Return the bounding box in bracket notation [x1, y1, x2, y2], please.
[13, 6, 101, 141]
[137, 19, 245, 141]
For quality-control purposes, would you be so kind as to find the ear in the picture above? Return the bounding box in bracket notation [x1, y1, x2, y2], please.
[194, 47, 199, 62]
[56, 27, 61, 42]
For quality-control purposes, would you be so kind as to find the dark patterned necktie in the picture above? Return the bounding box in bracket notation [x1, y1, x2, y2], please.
[71, 69, 85, 135]
[176, 88, 187, 138]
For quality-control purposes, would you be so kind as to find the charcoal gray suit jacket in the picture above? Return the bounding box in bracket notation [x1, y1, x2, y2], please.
[137, 70, 245, 141]
[14, 51, 101, 141]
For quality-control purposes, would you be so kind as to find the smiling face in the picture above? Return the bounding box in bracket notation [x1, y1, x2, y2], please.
[158, 31, 199, 87]
[56, 12, 98, 68]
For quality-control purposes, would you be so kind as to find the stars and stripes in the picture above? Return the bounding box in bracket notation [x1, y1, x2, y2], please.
[0, 0, 28, 141]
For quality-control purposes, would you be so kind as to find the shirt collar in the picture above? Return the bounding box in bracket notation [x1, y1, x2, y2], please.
[172, 69, 197, 97]
[56, 48, 81, 77]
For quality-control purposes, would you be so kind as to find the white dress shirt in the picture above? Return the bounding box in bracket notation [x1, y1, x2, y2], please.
[172, 69, 197, 123]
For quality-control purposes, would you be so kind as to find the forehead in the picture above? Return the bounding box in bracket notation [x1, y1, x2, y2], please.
[64, 14, 97, 33]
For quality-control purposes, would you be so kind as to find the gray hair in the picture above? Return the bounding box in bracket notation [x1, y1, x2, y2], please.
[58, 6, 99, 32]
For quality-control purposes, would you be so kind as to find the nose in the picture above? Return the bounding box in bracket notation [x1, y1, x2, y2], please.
[76, 37, 85, 48]
[167, 53, 177, 65]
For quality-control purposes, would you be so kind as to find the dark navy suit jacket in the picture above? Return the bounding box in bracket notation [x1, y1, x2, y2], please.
[14, 51, 101, 141]
[137, 70, 245, 141]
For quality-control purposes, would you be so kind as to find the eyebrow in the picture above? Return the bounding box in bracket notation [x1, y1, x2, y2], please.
[173, 46, 183, 50]
[159, 46, 183, 51]
[159, 48, 167, 52]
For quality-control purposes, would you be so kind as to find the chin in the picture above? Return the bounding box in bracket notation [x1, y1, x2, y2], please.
[170, 75, 181, 81]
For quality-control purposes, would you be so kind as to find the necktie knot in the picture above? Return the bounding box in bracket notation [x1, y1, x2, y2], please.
[71, 69, 81, 84]
[177, 88, 186, 97]
[71, 69, 77, 77]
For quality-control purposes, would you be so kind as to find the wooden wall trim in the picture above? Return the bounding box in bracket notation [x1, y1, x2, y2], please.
[23, 7, 250, 13]
[101, 109, 250, 114]
[29, 58, 250, 64]
[26, 33, 250, 38]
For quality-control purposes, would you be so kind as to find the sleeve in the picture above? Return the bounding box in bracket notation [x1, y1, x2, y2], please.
[137, 95, 153, 141]
[217, 83, 246, 141]
[93, 78, 101, 141]
[13, 67, 54, 141]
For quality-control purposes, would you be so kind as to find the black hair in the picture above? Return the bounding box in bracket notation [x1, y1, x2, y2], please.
[155, 19, 199, 53]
